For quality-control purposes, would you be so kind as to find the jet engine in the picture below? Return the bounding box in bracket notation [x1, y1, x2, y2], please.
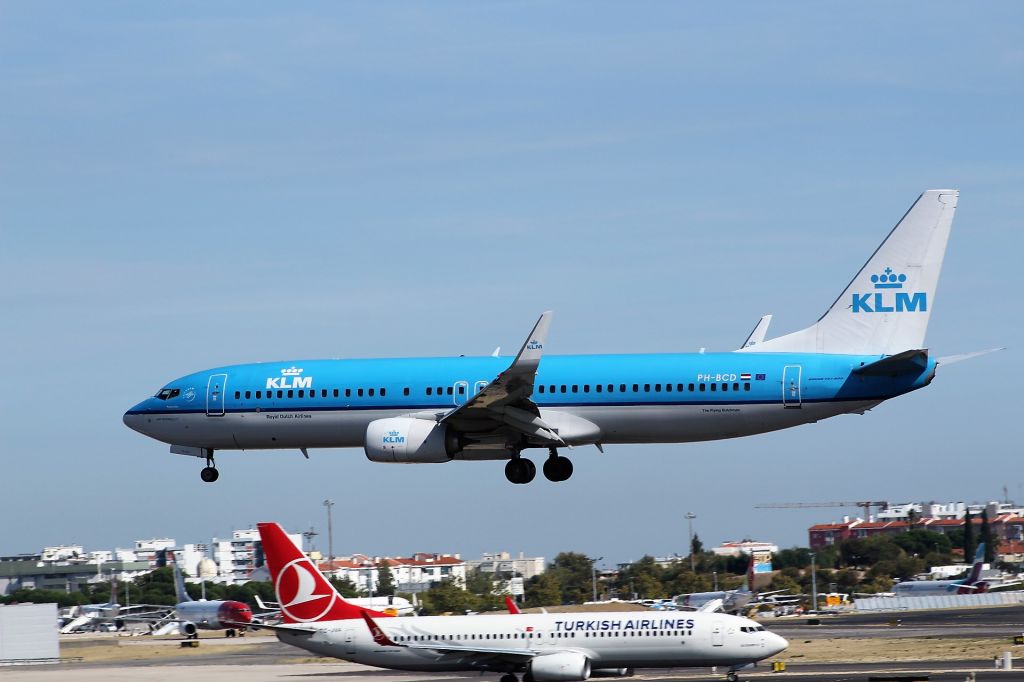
[529, 651, 591, 681]
[180, 621, 197, 636]
[591, 669, 634, 678]
[364, 418, 459, 463]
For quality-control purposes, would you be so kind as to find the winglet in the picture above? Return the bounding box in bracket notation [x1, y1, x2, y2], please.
[362, 610, 399, 646]
[505, 596, 521, 614]
[512, 311, 552, 373]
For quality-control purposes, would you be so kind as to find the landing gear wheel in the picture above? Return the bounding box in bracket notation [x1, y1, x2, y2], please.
[727, 673, 739, 682]
[542, 450, 573, 482]
[504, 457, 536, 484]
[200, 466, 219, 483]
[499, 674, 519, 682]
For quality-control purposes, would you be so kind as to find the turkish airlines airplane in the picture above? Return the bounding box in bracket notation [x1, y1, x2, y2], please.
[892, 544, 989, 596]
[125, 190, 986, 484]
[249, 522, 787, 682]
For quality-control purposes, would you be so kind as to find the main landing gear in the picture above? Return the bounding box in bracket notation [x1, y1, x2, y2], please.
[504, 448, 573, 484]
[200, 451, 219, 483]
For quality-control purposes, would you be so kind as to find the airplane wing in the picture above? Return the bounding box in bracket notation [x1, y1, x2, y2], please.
[362, 611, 537, 662]
[439, 312, 564, 445]
[244, 621, 319, 634]
[696, 599, 724, 613]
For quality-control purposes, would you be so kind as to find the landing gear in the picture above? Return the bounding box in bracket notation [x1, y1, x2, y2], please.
[726, 672, 739, 682]
[504, 456, 536, 484]
[225, 628, 236, 638]
[200, 451, 219, 483]
[542, 448, 573, 482]
[499, 674, 518, 682]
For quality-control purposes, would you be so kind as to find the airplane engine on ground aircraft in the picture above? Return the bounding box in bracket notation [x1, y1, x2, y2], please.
[529, 651, 591, 681]
[591, 669, 634, 678]
[364, 417, 459, 463]
[180, 621, 197, 637]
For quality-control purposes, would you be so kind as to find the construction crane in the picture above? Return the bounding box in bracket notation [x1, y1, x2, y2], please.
[754, 501, 890, 519]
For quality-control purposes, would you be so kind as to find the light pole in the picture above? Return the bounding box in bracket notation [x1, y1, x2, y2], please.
[302, 526, 319, 554]
[686, 511, 697, 572]
[810, 552, 818, 613]
[323, 500, 335, 569]
[592, 556, 604, 602]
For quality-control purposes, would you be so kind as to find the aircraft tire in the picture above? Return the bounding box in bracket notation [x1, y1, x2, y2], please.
[200, 466, 219, 483]
[499, 674, 518, 682]
[543, 456, 573, 482]
[504, 458, 536, 484]
[521, 458, 536, 484]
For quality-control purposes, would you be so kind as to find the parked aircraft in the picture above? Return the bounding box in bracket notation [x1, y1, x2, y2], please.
[247, 522, 787, 682]
[675, 555, 793, 614]
[893, 544, 989, 596]
[125, 190, 985, 484]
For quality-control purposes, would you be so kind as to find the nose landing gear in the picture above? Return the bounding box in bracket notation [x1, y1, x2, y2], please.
[200, 452, 219, 483]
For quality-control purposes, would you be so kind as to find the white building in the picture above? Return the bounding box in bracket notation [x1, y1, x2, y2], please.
[712, 540, 779, 557]
[466, 552, 546, 581]
[323, 553, 466, 594]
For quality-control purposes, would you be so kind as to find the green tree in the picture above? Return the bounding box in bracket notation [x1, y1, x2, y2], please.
[980, 509, 996, 563]
[614, 556, 665, 600]
[774, 547, 813, 570]
[892, 529, 952, 558]
[329, 576, 361, 598]
[376, 561, 395, 596]
[691, 533, 704, 557]
[524, 572, 562, 608]
[419, 578, 477, 615]
[548, 552, 594, 604]
[962, 510, 975, 560]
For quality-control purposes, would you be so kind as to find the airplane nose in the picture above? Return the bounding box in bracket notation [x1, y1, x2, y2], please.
[123, 401, 151, 435]
[768, 631, 788, 656]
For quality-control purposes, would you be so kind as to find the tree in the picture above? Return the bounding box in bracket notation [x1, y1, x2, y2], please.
[524, 572, 562, 608]
[980, 509, 996, 563]
[690, 533, 704, 557]
[329, 576, 361, 598]
[419, 578, 477, 615]
[962, 510, 976, 561]
[376, 561, 395, 596]
[548, 552, 594, 604]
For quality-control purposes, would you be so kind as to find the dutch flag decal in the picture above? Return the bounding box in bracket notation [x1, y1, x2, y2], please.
[740, 373, 752, 380]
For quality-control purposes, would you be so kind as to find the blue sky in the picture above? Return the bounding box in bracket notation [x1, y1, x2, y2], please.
[2, 2, 1022, 567]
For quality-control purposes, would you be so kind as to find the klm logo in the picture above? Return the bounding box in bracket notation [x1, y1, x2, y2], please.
[266, 366, 313, 390]
[852, 268, 926, 313]
[383, 430, 406, 444]
[526, 340, 543, 350]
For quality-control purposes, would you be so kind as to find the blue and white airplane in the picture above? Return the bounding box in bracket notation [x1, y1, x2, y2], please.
[125, 190, 977, 484]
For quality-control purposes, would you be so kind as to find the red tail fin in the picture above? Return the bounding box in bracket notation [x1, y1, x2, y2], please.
[505, 596, 521, 614]
[257, 522, 390, 623]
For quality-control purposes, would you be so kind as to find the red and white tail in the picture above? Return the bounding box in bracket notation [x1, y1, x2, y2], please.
[257, 522, 391, 624]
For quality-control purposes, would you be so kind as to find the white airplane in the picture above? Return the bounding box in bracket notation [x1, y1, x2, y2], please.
[675, 555, 793, 614]
[892, 544, 989, 596]
[124, 190, 998, 486]
[247, 522, 787, 682]
[255, 593, 416, 618]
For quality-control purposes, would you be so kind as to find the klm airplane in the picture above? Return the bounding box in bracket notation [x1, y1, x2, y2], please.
[125, 190, 976, 485]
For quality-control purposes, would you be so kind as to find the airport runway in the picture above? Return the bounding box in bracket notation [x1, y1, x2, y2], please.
[5, 606, 1023, 681]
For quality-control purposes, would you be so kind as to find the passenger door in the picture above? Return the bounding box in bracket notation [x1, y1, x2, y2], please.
[206, 374, 227, 416]
[711, 620, 724, 646]
[782, 365, 802, 409]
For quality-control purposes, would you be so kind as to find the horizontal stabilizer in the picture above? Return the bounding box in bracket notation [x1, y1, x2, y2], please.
[853, 349, 928, 377]
[740, 314, 772, 349]
[937, 347, 1005, 366]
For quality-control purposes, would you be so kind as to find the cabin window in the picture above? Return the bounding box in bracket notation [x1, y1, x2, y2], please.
[607, 384, 614, 392]
[298, 390, 304, 398]
[457, 385, 465, 395]
[699, 383, 705, 392]
[744, 382, 750, 391]
[368, 388, 374, 397]
[403, 387, 409, 396]
[381, 388, 387, 397]
[538, 385, 545, 393]
[632, 384, 639, 392]
[358, 388, 364, 397]
[256, 391, 262, 399]
[345, 388, 351, 398]
[233, 391, 240, 399]
[549, 385, 556, 393]
[321, 389, 327, 398]
[721, 384, 727, 392]
[245, 391, 251, 399]
[447, 386, 454, 395]
[644, 383, 650, 392]
[571, 385, 578, 393]
[333, 389, 338, 397]
[287, 390, 294, 398]
[654, 383, 661, 392]
[665, 383, 672, 392]
[710, 383, 716, 392]
[155, 388, 181, 400]
[595, 384, 602, 393]
[560, 385, 567, 393]
[733, 383, 739, 392]
[583, 384, 590, 393]
[277, 390, 283, 398]
[426, 387, 433, 395]
[619, 384, 626, 392]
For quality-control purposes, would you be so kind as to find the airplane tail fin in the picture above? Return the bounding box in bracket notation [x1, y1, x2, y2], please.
[172, 560, 192, 603]
[966, 543, 986, 584]
[739, 190, 958, 356]
[743, 553, 755, 593]
[257, 522, 390, 624]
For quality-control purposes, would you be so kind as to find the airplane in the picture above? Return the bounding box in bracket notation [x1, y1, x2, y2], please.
[125, 190, 986, 485]
[246, 522, 787, 682]
[892, 544, 989, 596]
[675, 555, 794, 614]
[60, 580, 133, 633]
[126, 561, 256, 637]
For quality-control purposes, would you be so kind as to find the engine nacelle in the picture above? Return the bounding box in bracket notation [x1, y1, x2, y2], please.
[364, 418, 458, 463]
[180, 621, 197, 636]
[529, 651, 591, 682]
[591, 668, 634, 678]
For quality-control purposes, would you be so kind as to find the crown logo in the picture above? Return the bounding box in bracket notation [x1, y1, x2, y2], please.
[281, 367, 304, 376]
[870, 267, 907, 289]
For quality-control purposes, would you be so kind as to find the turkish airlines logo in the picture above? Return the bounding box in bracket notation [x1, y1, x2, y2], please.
[275, 558, 337, 622]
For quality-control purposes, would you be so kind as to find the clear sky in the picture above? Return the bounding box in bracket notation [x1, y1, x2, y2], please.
[2, 2, 1022, 568]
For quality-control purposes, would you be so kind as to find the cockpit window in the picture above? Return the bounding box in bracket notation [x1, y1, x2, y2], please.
[155, 388, 180, 400]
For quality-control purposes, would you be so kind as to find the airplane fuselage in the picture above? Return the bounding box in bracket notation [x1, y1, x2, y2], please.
[125, 351, 934, 453]
[273, 611, 786, 672]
